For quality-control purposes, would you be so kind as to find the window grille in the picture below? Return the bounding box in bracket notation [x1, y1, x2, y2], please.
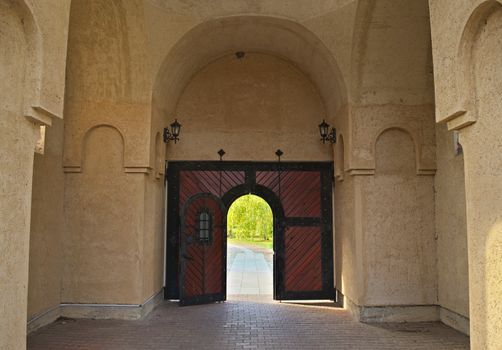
[198, 211, 212, 242]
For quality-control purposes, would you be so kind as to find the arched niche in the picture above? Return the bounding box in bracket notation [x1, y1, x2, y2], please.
[370, 126, 434, 176]
[375, 128, 416, 175]
[82, 125, 125, 173]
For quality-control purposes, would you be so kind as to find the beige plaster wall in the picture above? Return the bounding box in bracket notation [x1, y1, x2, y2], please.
[0, 4, 36, 348]
[348, 0, 435, 172]
[463, 5, 502, 348]
[62, 0, 165, 306]
[434, 124, 469, 319]
[351, 0, 434, 107]
[24, 0, 71, 120]
[361, 129, 436, 306]
[335, 0, 438, 312]
[27, 118, 65, 319]
[63, 126, 145, 304]
[335, 175, 364, 304]
[0, 0, 69, 348]
[170, 53, 331, 161]
[429, 1, 502, 348]
[63, 0, 152, 172]
[141, 177, 165, 300]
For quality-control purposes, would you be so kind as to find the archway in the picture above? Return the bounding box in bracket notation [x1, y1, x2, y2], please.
[151, 15, 347, 164]
[227, 194, 274, 298]
[165, 161, 333, 305]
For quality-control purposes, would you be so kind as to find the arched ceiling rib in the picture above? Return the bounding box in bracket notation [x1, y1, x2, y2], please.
[153, 15, 347, 121]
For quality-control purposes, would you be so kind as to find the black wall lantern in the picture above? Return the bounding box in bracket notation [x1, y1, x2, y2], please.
[318, 119, 336, 144]
[163, 119, 181, 143]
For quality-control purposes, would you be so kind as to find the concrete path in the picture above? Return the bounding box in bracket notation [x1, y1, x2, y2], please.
[227, 242, 273, 297]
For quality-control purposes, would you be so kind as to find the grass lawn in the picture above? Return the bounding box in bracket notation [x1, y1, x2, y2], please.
[228, 238, 273, 250]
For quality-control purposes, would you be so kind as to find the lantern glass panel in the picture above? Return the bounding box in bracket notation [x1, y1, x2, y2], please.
[171, 119, 181, 137]
[319, 120, 329, 138]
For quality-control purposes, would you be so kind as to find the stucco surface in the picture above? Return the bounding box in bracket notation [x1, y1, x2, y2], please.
[3, 1, 502, 348]
[335, 175, 363, 304]
[61, 0, 165, 307]
[63, 126, 145, 304]
[63, 0, 152, 171]
[24, 0, 71, 119]
[0, 1, 70, 349]
[28, 118, 65, 319]
[361, 129, 436, 306]
[171, 53, 331, 161]
[60, 3, 438, 316]
[429, 1, 502, 348]
[334, 1, 438, 314]
[434, 124, 469, 319]
[0, 5, 35, 349]
[463, 6, 502, 348]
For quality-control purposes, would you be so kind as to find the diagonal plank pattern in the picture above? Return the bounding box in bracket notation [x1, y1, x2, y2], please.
[179, 166, 328, 302]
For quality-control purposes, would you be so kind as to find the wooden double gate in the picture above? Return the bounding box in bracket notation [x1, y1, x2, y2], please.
[165, 161, 334, 306]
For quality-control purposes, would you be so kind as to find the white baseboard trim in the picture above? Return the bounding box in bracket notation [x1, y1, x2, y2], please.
[27, 289, 164, 333]
[439, 307, 470, 335]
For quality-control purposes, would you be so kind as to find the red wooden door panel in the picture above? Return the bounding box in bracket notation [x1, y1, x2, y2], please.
[284, 226, 323, 292]
[256, 169, 328, 298]
[166, 162, 333, 303]
[180, 193, 226, 306]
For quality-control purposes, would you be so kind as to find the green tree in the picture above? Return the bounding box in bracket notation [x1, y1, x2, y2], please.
[227, 194, 273, 241]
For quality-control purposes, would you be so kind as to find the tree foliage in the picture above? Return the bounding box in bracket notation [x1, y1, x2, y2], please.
[227, 194, 273, 241]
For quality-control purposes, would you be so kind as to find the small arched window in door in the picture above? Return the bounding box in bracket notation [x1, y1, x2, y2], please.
[198, 210, 212, 243]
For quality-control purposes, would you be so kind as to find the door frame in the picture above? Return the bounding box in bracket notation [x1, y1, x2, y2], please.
[164, 161, 334, 301]
[221, 183, 284, 300]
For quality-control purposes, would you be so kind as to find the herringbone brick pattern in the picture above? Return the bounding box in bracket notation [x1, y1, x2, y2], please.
[28, 297, 469, 350]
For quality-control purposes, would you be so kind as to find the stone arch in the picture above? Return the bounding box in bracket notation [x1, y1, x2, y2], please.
[449, 0, 502, 130]
[151, 15, 348, 152]
[81, 125, 125, 172]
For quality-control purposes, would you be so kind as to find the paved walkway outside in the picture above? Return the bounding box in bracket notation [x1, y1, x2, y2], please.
[27, 242, 470, 349]
[227, 242, 273, 297]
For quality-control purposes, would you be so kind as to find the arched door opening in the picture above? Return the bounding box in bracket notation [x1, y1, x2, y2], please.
[166, 161, 334, 306]
[227, 194, 274, 298]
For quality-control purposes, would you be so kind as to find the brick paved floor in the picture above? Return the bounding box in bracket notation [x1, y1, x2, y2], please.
[28, 296, 470, 350]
